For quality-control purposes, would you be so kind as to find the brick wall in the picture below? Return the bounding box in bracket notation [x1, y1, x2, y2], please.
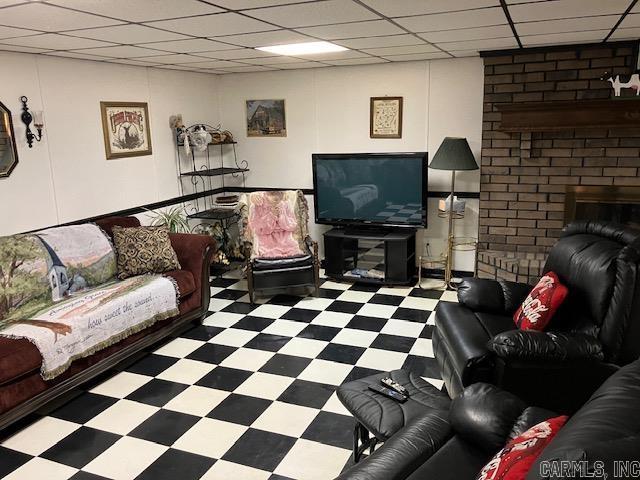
[480, 42, 640, 258]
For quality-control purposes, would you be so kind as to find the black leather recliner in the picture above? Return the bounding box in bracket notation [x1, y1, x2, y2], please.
[434, 221, 640, 412]
[336, 358, 640, 480]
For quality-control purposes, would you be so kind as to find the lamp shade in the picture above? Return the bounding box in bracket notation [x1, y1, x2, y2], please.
[429, 137, 478, 171]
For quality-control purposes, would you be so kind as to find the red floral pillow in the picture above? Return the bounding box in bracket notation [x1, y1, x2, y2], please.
[477, 415, 569, 480]
[513, 272, 568, 331]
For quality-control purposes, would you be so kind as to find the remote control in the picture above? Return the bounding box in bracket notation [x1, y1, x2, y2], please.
[381, 377, 408, 396]
[368, 384, 408, 403]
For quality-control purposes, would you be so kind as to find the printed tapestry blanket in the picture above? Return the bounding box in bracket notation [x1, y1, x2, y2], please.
[0, 224, 178, 380]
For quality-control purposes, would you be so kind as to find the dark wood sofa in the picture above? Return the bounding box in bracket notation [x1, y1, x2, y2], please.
[0, 216, 215, 431]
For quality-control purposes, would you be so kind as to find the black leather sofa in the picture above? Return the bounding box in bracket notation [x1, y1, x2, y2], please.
[433, 221, 640, 412]
[336, 358, 640, 480]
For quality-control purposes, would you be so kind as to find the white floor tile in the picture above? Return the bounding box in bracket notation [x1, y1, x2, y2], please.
[163, 386, 230, 417]
[201, 460, 270, 480]
[234, 372, 294, 400]
[89, 371, 152, 399]
[440, 290, 459, 302]
[427, 310, 437, 325]
[356, 348, 407, 371]
[219, 347, 275, 371]
[322, 392, 351, 416]
[203, 311, 245, 328]
[85, 399, 159, 435]
[209, 328, 258, 347]
[252, 401, 319, 437]
[298, 359, 353, 386]
[83, 437, 167, 480]
[356, 303, 397, 318]
[156, 358, 216, 385]
[377, 286, 413, 296]
[330, 328, 377, 348]
[399, 296, 439, 311]
[336, 290, 375, 303]
[319, 280, 351, 291]
[311, 311, 353, 328]
[380, 319, 425, 338]
[208, 298, 235, 311]
[153, 338, 205, 358]
[173, 418, 247, 459]
[262, 319, 307, 337]
[210, 286, 224, 297]
[294, 297, 335, 311]
[410, 338, 434, 357]
[3, 457, 77, 480]
[251, 304, 292, 319]
[227, 279, 248, 291]
[2, 417, 80, 456]
[278, 337, 328, 358]
[274, 439, 351, 480]
[425, 377, 445, 390]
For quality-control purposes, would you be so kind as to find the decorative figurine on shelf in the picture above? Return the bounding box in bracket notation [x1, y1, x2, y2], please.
[191, 125, 212, 152]
[601, 71, 640, 97]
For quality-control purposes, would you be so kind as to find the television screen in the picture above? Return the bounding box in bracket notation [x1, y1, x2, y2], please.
[312, 153, 427, 227]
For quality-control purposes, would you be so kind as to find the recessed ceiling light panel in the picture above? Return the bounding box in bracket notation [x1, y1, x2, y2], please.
[256, 41, 348, 56]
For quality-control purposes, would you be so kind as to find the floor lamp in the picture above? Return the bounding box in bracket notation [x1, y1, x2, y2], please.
[429, 137, 479, 288]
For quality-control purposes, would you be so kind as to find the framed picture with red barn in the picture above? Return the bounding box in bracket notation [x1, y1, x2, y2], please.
[100, 101, 153, 160]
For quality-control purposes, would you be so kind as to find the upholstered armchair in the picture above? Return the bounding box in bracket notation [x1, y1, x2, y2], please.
[433, 221, 640, 413]
[238, 190, 320, 303]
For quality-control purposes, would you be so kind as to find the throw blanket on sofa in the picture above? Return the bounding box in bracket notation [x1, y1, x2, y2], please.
[0, 224, 178, 380]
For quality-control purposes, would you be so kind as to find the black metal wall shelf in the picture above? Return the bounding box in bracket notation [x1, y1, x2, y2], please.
[180, 167, 249, 177]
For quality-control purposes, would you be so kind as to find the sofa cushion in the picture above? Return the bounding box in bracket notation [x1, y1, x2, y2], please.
[96, 216, 141, 237]
[514, 272, 568, 331]
[112, 226, 181, 279]
[164, 270, 196, 299]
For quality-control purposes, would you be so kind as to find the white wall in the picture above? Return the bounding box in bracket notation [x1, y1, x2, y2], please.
[217, 58, 483, 272]
[0, 51, 219, 235]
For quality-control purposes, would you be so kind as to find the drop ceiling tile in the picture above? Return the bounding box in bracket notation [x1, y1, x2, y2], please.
[43, 51, 113, 61]
[277, 61, 329, 69]
[244, 0, 380, 28]
[520, 30, 610, 47]
[0, 43, 52, 53]
[508, 0, 630, 23]
[132, 53, 207, 64]
[395, 7, 507, 33]
[295, 20, 404, 40]
[216, 65, 278, 73]
[147, 13, 278, 37]
[360, 0, 499, 17]
[75, 45, 167, 58]
[215, 30, 311, 47]
[105, 58, 164, 66]
[324, 57, 390, 65]
[450, 50, 481, 57]
[516, 15, 619, 35]
[2, 33, 114, 50]
[47, 0, 224, 22]
[619, 13, 640, 28]
[418, 24, 512, 43]
[242, 56, 309, 65]
[136, 38, 239, 53]
[0, 0, 26, 6]
[0, 25, 42, 40]
[0, 3, 124, 31]
[66, 24, 188, 43]
[176, 60, 245, 69]
[611, 26, 640, 40]
[300, 49, 370, 60]
[436, 36, 518, 51]
[362, 43, 440, 56]
[336, 34, 425, 49]
[381, 51, 450, 61]
[194, 48, 276, 60]
[214, 0, 316, 9]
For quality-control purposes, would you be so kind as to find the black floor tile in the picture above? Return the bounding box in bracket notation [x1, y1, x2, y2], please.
[326, 300, 363, 314]
[187, 343, 236, 365]
[259, 354, 312, 377]
[221, 302, 257, 314]
[50, 392, 117, 424]
[370, 334, 416, 353]
[268, 294, 305, 306]
[70, 472, 112, 480]
[232, 315, 275, 332]
[127, 354, 179, 377]
[392, 307, 430, 323]
[316, 288, 342, 299]
[41, 427, 119, 468]
[136, 449, 215, 480]
[222, 428, 297, 471]
[277, 379, 335, 409]
[345, 315, 387, 332]
[181, 325, 225, 341]
[348, 283, 381, 293]
[129, 410, 200, 446]
[207, 394, 271, 426]
[402, 355, 440, 379]
[280, 308, 320, 323]
[126, 379, 189, 407]
[196, 366, 252, 391]
[409, 288, 443, 299]
[213, 289, 247, 300]
[0, 446, 31, 478]
[301, 411, 353, 449]
[210, 278, 238, 288]
[317, 344, 365, 365]
[269, 475, 296, 480]
[244, 333, 291, 352]
[369, 294, 404, 306]
[420, 325, 435, 339]
[298, 324, 340, 341]
[343, 366, 384, 383]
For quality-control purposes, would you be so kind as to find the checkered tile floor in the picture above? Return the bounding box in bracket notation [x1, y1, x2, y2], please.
[0, 270, 457, 480]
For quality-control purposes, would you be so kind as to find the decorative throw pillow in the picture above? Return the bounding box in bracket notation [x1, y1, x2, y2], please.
[513, 271, 568, 331]
[476, 415, 569, 480]
[112, 226, 181, 280]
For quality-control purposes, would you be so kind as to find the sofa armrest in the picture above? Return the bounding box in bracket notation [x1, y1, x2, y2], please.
[169, 233, 216, 311]
[335, 411, 450, 480]
[457, 278, 531, 315]
[489, 330, 604, 362]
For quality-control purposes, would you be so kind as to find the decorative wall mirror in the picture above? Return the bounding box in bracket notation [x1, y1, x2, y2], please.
[0, 101, 19, 178]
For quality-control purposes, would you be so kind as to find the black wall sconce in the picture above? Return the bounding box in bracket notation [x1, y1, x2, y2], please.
[20, 96, 44, 148]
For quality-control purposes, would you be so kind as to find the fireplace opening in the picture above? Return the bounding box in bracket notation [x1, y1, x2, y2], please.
[565, 186, 640, 230]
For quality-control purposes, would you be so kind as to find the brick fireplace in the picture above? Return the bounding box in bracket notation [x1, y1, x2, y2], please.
[478, 41, 640, 283]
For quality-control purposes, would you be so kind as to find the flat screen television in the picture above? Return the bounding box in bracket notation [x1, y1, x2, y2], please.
[312, 152, 428, 228]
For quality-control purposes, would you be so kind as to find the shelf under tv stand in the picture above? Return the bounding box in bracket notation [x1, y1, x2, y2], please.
[323, 227, 416, 286]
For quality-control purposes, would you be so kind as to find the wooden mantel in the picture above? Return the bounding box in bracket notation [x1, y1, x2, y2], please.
[496, 99, 640, 132]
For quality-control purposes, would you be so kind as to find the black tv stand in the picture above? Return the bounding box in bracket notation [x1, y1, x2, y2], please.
[323, 227, 416, 286]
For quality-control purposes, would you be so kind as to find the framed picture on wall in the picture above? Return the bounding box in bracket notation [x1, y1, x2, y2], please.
[100, 101, 153, 159]
[246, 99, 286, 137]
[370, 96, 403, 139]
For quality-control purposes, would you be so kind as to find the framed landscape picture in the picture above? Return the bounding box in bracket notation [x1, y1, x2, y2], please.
[246, 99, 286, 137]
[370, 96, 403, 139]
[100, 101, 152, 159]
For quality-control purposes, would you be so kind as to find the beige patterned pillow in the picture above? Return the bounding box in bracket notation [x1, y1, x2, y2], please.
[112, 225, 181, 280]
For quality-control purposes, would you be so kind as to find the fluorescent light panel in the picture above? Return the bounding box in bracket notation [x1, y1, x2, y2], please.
[256, 41, 348, 56]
